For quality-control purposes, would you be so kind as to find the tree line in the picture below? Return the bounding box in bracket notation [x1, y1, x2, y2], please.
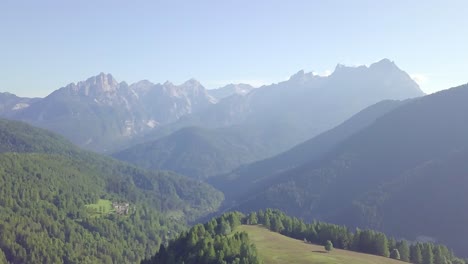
[246, 209, 466, 264]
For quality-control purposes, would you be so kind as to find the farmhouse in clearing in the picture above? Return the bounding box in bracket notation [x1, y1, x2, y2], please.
[112, 202, 130, 215]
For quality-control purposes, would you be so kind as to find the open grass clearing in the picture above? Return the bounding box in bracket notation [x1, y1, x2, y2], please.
[237, 225, 407, 264]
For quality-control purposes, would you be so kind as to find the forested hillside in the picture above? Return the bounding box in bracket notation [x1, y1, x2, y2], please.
[142, 212, 262, 264]
[0, 118, 223, 263]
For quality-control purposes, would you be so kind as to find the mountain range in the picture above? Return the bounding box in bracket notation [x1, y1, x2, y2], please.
[0, 73, 216, 152]
[114, 59, 424, 179]
[1, 59, 423, 162]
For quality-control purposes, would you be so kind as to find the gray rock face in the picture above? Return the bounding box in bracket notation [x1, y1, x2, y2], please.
[8, 73, 216, 152]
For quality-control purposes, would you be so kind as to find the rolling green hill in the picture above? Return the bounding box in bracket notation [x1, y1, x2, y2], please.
[238, 225, 404, 264]
[0, 118, 223, 263]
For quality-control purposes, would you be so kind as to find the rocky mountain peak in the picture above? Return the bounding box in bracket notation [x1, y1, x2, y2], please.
[63, 73, 120, 97]
[179, 79, 208, 97]
[332, 63, 367, 75]
[288, 70, 317, 84]
[85, 73, 119, 93]
[369, 58, 399, 71]
[183, 78, 202, 87]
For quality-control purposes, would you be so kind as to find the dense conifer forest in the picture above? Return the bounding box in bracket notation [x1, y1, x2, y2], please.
[142, 212, 262, 264]
[0, 119, 223, 263]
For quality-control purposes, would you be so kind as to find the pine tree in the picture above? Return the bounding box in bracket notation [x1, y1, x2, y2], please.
[271, 217, 284, 233]
[397, 240, 410, 262]
[325, 240, 333, 252]
[422, 244, 434, 264]
[410, 244, 423, 264]
[388, 238, 397, 253]
[264, 214, 271, 229]
[219, 220, 232, 235]
[206, 244, 216, 262]
[433, 245, 445, 264]
[248, 212, 258, 225]
[375, 233, 390, 257]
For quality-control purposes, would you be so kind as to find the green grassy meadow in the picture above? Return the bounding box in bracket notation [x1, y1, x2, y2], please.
[237, 225, 407, 264]
[85, 199, 114, 217]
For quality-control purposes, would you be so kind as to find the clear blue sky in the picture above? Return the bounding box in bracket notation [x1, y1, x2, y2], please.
[1, 0, 467, 97]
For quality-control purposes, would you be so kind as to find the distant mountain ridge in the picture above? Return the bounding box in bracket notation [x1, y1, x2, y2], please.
[115, 59, 425, 179]
[2, 73, 216, 152]
[1, 59, 424, 155]
[143, 59, 424, 145]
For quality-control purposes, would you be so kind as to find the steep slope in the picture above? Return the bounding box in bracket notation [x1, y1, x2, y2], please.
[136, 59, 424, 164]
[11, 73, 215, 152]
[210, 99, 405, 199]
[232, 83, 468, 256]
[0, 118, 223, 263]
[358, 149, 468, 257]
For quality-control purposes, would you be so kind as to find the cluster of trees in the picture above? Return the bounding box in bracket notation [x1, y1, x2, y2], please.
[246, 209, 466, 264]
[143, 212, 262, 264]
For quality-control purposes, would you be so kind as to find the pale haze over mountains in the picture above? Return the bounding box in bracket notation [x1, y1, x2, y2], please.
[2, 1, 468, 263]
[215, 83, 468, 255]
[2, 57, 468, 261]
[1, 59, 422, 156]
